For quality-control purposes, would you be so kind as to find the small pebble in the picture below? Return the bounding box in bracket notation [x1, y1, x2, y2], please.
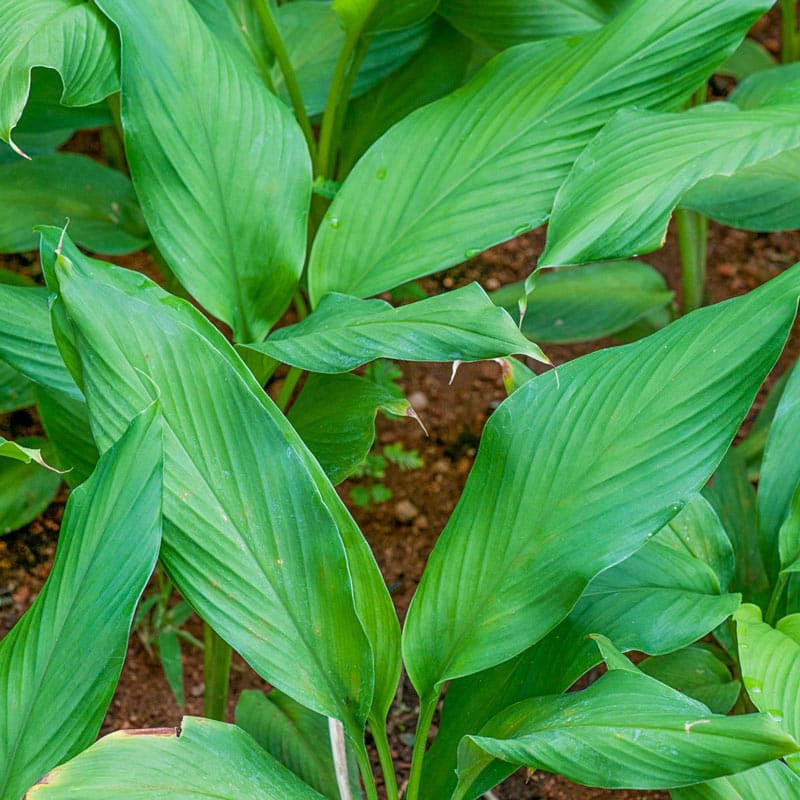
[408, 391, 428, 410]
[394, 500, 419, 523]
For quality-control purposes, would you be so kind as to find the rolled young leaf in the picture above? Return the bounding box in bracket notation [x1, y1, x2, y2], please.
[25, 717, 323, 800]
[454, 670, 798, 799]
[245, 283, 547, 373]
[95, 0, 312, 342]
[671, 760, 800, 800]
[287, 372, 412, 485]
[0, 153, 148, 254]
[0, 0, 119, 154]
[0, 407, 162, 800]
[40, 228, 398, 739]
[308, 0, 772, 303]
[539, 104, 800, 269]
[403, 263, 800, 700]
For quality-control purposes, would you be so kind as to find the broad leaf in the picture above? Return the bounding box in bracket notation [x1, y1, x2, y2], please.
[671, 760, 800, 800]
[95, 0, 312, 342]
[332, 0, 437, 34]
[0, 408, 162, 800]
[274, 3, 432, 116]
[438, 0, 627, 49]
[308, 0, 771, 303]
[422, 533, 740, 799]
[780, 483, 800, 573]
[758, 359, 800, 582]
[705, 448, 770, 607]
[25, 717, 323, 800]
[454, 670, 797, 799]
[236, 690, 361, 799]
[0, 437, 62, 535]
[0, 363, 34, 412]
[490, 261, 672, 344]
[0, 153, 148, 254]
[729, 62, 800, 110]
[339, 19, 473, 176]
[403, 265, 800, 699]
[639, 646, 741, 714]
[42, 228, 399, 738]
[736, 604, 800, 772]
[245, 283, 546, 373]
[539, 104, 800, 268]
[0, 0, 119, 153]
[288, 372, 411, 484]
[716, 38, 776, 80]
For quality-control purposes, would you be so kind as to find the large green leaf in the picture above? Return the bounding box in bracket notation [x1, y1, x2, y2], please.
[95, 0, 312, 342]
[0, 0, 119, 153]
[639, 645, 741, 714]
[454, 670, 798, 799]
[0, 436, 62, 536]
[422, 532, 740, 799]
[758, 360, 800, 583]
[339, 19, 473, 176]
[273, 3, 432, 116]
[236, 690, 361, 799]
[490, 261, 673, 345]
[736, 604, 800, 773]
[403, 265, 800, 700]
[705, 448, 770, 607]
[42, 228, 399, 738]
[25, 717, 323, 800]
[0, 153, 148, 254]
[716, 38, 776, 81]
[437, 0, 627, 49]
[245, 283, 546, 373]
[308, 0, 771, 303]
[729, 62, 800, 110]
[0, 408, 162, 800]
[539, 104, 800, 268]
[0, 363, 34, 412]
[671, 760, 800, 800]
[288, 372, 411, 484]
[332, 0, 437, 33]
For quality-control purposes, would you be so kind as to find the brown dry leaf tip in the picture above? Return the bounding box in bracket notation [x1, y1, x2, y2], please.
[119, 726, 178, 737]
[407, 406, 429, 437]
[449, 360, 462, 385]
[8, 136, 31, 161]
[493, 357, 512, 378]
[55, 220, 71, 256]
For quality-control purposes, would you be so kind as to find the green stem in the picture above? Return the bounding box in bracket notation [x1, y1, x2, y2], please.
[781, 0, 799, 63]
[405, 694, 438, 800]
[276, 365, 303, 411]
[370, 715, 400, 800]
[676, 207, 708, 314]
[203, 624, 232, 721]
[252, 0, 316, 159]
[766, 573, 789, 626]
[293, 290, 309, 321]
[353, 737, 380, 800]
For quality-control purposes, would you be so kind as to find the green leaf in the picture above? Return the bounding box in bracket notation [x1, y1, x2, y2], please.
[0, 434, 58, 469]
[42, 228, 399, 739]
[288, 372, 411, 485]
[332, 0, 437, 34]
[95, 0, 312, 342]
[780, 482, 800, 573]
[438, 0, 627, 50]
[639, 646, 741, 714]
[454, 670, 798, 799]
[25, 717, 324, 800]
[0, 408, 162, 800]
[730, 62, 800, 110]
[657, 493, 735, 593]
[245, 284, 547, 373]
[671, 760, 800, 800]
[716, 38, 777, 80]
[157, 631, 185, 711]
[490, 261, 673, 345]
[339, 18, 473, 176]
[308, 0, 771, 303]
[403, 265, 800, 700]
[423, 531, 740, 799]
[236, 690, 361, 799]
[539, 104, 800, 269]
[274, 3, 432, 117]
[705, 448, 770, 607]
[0, 362, 35, 412]
[0, 437, 62, 536]
[0, 153, 148, 254]
[758, 359, 800, 582]
[0, 0, 119, 154]
[735, 604, 800, 773]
